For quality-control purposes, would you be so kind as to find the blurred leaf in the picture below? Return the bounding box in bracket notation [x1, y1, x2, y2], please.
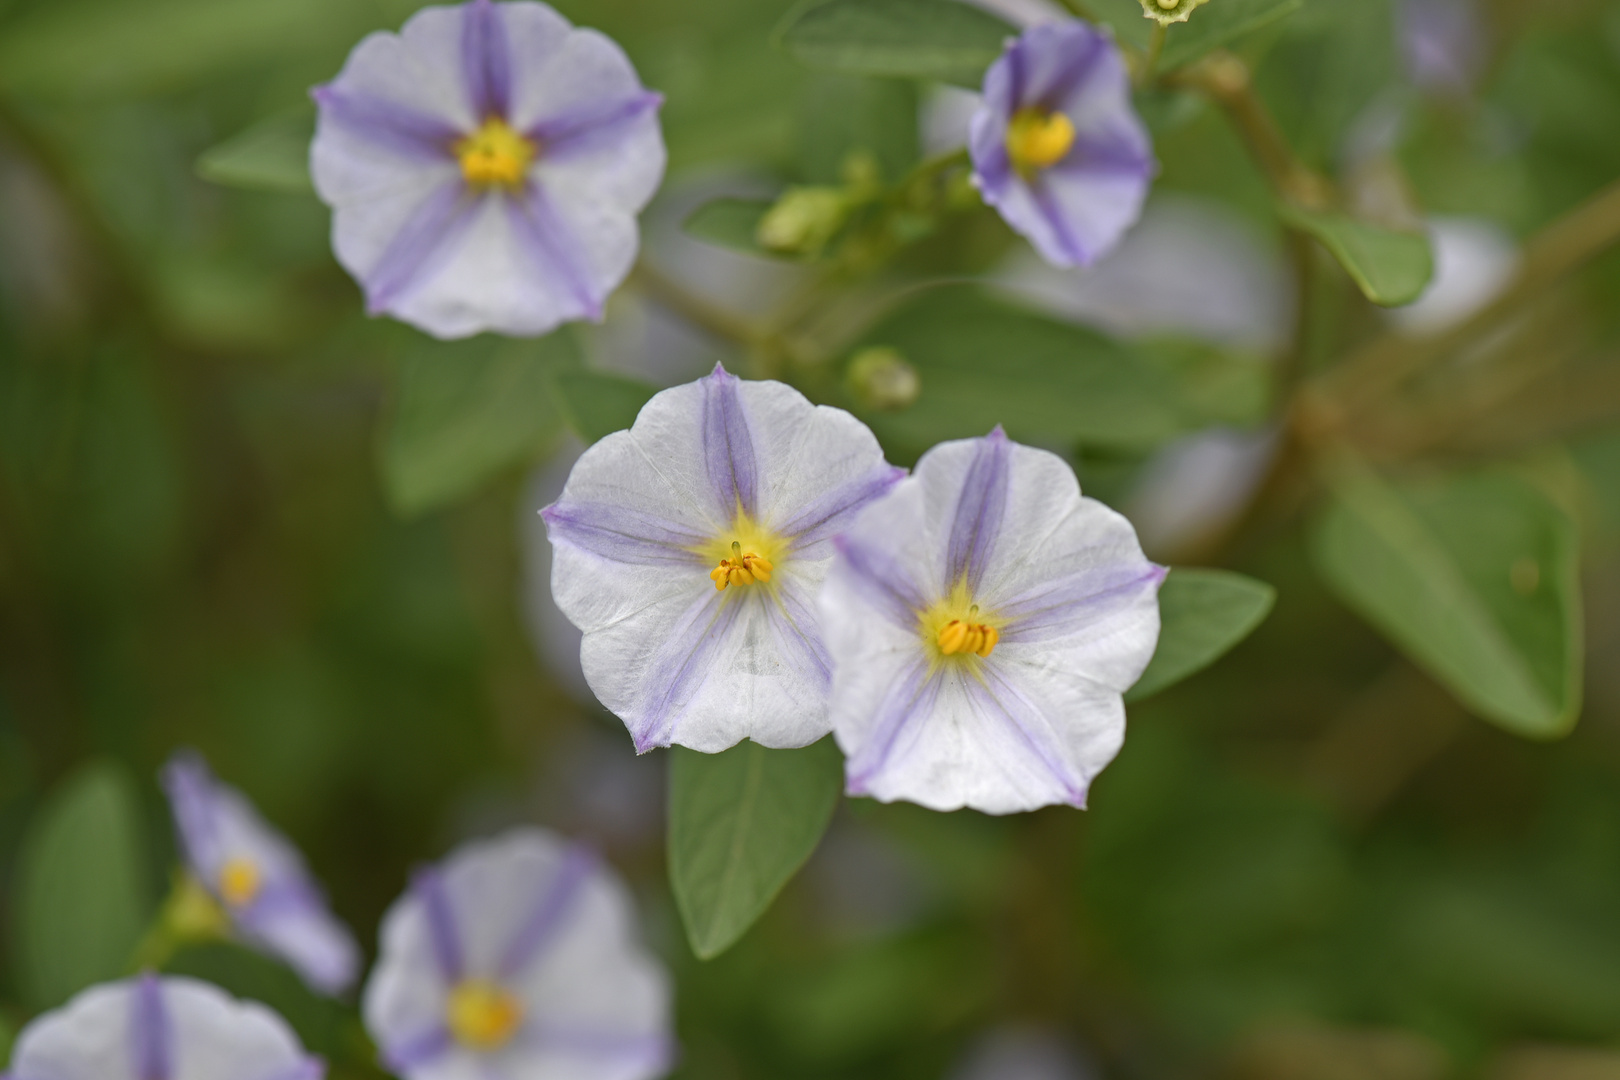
[381, 332, 579, 517]
[852, 285, 1185, 458]
[669, 738, 843, 960]
[1127, 568, 1276, 703]
[775, 0, 1015, 88]
[682, 198, 781, 258]
[1088, 0, 1304, 64]
[0, 0, 365, 98]
[1312, 463, 1582, 739]
[13, 761, 152, 1009]
[1279, 206, 1434, 307]
[797, 73, 919, 184]
[553, 371, 657, 444]
[196, 110, 314, 194]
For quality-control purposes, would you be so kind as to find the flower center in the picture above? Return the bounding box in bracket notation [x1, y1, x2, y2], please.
[217, 857, 262, 908]
[1005, 108, 1076, 172]
[711, 540, 774, 591]
[922, 590, 1003, 663]
[446, 979, 524, 1050]
[455, 117, 536, 188]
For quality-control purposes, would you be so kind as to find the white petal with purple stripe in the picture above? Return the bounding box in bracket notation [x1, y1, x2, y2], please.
[363, 828, 673, 1080]
[5, 974, 321, 1080]
[823, 429, 1164, 815]
[310, 0, 665, 339]
[543, 365, 903, 753]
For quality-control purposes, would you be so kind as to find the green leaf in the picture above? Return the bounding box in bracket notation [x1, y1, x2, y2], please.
[775, 0, 1016, 88]
[1312, 464, 1583, 739]
[682, 198, 782, 258]
[669, 738, 844, 960]
[13, 761, 153, 1009]
[797, 73, 920, 184]
[1127, 568, 1276, 702]
[553, 371, 658, 444]
[196, 110, 314, 194]
[381, 332, 579, 516]
[851, 285, 1185, 459]
[1279, 205, 1435, 307]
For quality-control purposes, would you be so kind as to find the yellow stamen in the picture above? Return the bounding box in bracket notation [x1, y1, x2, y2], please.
[455, 117, 536, 188]
[1005, 108, 1076, 173]
[937, 619, 999, 658]
[217, 857, 262, 909]
[446, 979, 524, 1050]
[713, 542, 773, 591]
[923, 588, 1002, 661]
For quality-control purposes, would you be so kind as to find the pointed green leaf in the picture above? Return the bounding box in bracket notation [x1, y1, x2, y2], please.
[196, 110, 314, 194]
[13, 761, 153, 1009]
[775, 0, 1016, 88]
[1279, 205, 1435, 307]
[669, 738, 843, 960]
[381, 332, 578, 516]
[553, 371, 658, 444]
[682, 198, 781, 258]
[1127, 568, 1276, 702]
[1312, 465, 1582, 739]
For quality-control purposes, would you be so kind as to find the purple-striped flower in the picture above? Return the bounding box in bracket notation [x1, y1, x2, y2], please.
[4, 974, 322, 1080]
[542, 364, 903, 753]
[363, 828, 672, 1079]
[821, 428, 1165, 814]
[970, 21, 1154, 269]
[311, 0, 665, 339]
[162, 753, 359, 995]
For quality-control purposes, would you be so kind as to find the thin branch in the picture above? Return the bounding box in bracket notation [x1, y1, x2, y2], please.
[629, 259, 762, 349]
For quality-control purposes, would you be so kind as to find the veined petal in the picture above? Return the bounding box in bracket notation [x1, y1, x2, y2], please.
[460, 0, 512, 120]
[943, 428, 1011, 593]
[702, 365, 759, 518]
[311, 86, 461, 164]
[362, 182, 483, 317]
[506, 181, 611, 321]
[541, 501, 710, 567]
[314, 6, 478, 137]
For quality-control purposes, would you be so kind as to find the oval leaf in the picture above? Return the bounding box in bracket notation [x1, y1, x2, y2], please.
[13, 761, 153, 1009]
[775, 0, 1015, 88]
[669, 738, 843, 960]
[553, 371, 658, 444]
[381, 331, 578, 516]
[1311, 464, 1582, 739]
[682, 198, 782, 258]
[1279, 205, 1435, 307]
[1127, 568, 1277, 702]
[197, 110, 314, 194]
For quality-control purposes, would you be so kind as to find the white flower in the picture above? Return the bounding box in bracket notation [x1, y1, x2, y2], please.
[363, 828, 673, 1080]
[822, 428, 1164, 814]
[162, 752, 360, 995]
[542, 364, 903, 752]
[6, 974, 322, 1080]
[311, 0, 665, 339]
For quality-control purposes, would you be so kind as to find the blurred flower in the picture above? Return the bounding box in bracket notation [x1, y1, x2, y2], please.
[1127, 428, 1278, 557]
[823, 428, 1163, 814]
[161, 752, 359, 995]
[970, 21, 1155, 269]
[542, 364, 903, 753]
[1398, 0, 1484, 97]
[1389, 215, 1518, 336]
[5, 973, 323, 1080]
[363, 828, 672, 1079]
[310, 0, 664, 339]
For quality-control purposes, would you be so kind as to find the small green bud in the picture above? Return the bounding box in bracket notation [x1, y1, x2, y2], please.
[1137, 0, 1209, 25]
[756, 187, 850, 256]
[167, 872, 230, 940]
[840, 150, 883, 195]
[847, 347, 921, 412]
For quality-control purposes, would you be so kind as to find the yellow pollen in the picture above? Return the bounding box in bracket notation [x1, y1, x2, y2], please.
[217, 857, 262, 909]
[711, 540, 773, 591]
[446, 979, 524, 1050]
[923, 590, 1003, 662]
[937, 619, 999, 658]
[455, 117, 536, 188]
[1005, 108, 1076, 172]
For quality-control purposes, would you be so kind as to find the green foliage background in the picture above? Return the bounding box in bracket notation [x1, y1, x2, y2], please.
[3, 0, 1620, 1077]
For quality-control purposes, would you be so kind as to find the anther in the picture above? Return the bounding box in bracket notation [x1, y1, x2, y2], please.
[937, 617, 999, 658]
[712, 544, 774, 591]
[1005, 108, 1077, 173]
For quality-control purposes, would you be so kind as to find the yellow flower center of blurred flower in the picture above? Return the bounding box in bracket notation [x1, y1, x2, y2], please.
[1005, 108, 1076, 173]
[447, 979, 524, 1050]
[217, 857, 262, 908]
[456, 117, 536, 188]
[922, 584, 1003, 662]
[701, 517, 781, 592]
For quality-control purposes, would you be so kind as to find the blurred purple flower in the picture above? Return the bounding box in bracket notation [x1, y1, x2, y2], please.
[1398, 0, 1484, 96]
[542, 364, 903, 753]
[970, 21, 1154, 269]
[162, 752, 359, 995]
[822, 428, 1163, 814]
[363, 828, 672, 1079]
[310, 0, 665, 339]
[5, 974, 322, 1080]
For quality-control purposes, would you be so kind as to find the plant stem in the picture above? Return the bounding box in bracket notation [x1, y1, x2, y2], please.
[629, 259, 762, 349]
[1141, 23, 1167, 83]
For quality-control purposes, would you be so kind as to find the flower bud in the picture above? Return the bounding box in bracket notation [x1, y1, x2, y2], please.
[756, 186, 850, 256]
[1138, 0, 1209, 24]
[847, 346, 921, 412]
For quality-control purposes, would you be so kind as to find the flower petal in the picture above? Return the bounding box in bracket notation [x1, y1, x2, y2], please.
[702, 364, 760, 518]
[314, 5, 478, 135]
[943, 427, 1011, 593]
[460, 0, 512, 120]
[362, 182, 483, 317]
[310, 85, 460, 164]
